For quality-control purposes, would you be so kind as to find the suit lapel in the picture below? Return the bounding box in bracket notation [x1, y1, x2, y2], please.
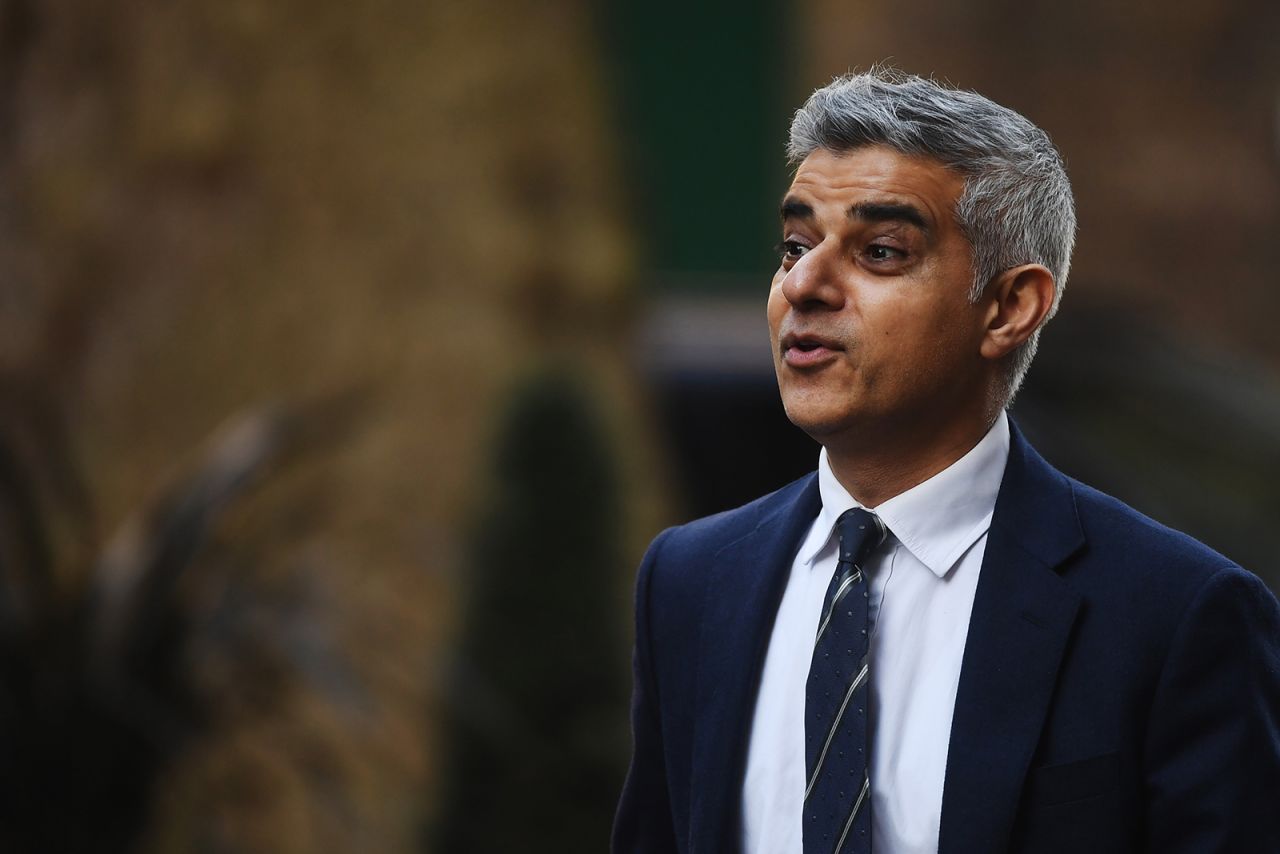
[688, 475, 821, 854]
[938, 423, 1085, 854]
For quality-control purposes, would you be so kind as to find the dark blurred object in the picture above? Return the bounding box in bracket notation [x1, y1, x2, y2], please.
[654, 372, 815, 520]
[638, 296, 817, 520]
[430, 369, 628, 853]
[0, 393, 354, 853]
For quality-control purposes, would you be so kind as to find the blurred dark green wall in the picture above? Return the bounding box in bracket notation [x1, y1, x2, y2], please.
[602, 0, 792, 289]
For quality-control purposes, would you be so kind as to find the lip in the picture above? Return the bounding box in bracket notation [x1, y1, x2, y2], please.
[780, 331, 844, 368]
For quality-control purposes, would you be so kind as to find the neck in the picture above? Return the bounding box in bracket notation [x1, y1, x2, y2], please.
[823, 409, 1000, 508]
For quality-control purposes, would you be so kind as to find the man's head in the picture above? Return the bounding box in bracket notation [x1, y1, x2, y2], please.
[768, 70, 1075, 460]
[785, 69, 1076, 401]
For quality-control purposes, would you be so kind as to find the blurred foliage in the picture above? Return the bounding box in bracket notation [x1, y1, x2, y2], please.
[430, 369, 629, 852]
[0, 394, 365, 853]
[0, 0, 662, 849]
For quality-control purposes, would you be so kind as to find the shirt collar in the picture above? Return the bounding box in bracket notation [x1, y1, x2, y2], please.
[796, 411, 1011, 578]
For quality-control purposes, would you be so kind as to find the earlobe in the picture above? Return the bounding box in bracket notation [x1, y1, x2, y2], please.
[979, 265, 1056, 361]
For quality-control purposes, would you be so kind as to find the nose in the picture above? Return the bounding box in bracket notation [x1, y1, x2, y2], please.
[782, 242, 844, 310]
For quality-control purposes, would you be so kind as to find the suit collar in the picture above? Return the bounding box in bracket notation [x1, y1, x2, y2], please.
[988, 418, 1086, 569]
[683, 421, 1087, 854]
[802, 411, 1012, 578]
[938, 418, 1086, 854]
[689, 474, 821, 854]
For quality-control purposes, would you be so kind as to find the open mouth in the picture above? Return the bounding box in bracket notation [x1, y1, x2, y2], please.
[781, 333, 842, 367]
[783, 332, 841, 353]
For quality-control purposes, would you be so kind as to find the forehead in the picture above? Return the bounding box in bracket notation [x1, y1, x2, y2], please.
[784, 145, 966, 228]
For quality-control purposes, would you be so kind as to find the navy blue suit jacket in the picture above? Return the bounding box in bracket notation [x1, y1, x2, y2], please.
[613, 424, 1280, 853]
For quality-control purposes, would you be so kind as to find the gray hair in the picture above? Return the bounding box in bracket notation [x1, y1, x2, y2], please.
[787, 69, 1076, 404]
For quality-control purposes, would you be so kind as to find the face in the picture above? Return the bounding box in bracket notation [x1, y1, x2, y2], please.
[768, 145, 991, 447]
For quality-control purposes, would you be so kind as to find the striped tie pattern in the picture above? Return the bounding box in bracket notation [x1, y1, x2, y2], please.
[804, 508, 885, 854]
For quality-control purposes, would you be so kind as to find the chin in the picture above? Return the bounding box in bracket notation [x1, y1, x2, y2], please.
[780, 397, 858, 441]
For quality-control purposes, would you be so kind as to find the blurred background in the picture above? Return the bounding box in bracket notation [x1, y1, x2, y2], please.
[0, 0, 1277, 850]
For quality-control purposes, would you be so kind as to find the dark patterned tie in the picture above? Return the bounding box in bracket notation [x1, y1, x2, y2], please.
[804, 507, 885, 854]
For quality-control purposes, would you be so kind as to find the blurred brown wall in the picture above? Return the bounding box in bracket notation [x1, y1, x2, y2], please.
[800, 0, 1280, 362]
[0, 0, 661, 850]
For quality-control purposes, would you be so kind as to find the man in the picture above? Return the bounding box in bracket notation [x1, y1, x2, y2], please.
[613, 70, 1280, 854]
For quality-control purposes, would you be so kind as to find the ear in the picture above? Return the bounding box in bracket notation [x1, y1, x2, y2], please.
[979, 264, 1056, 361]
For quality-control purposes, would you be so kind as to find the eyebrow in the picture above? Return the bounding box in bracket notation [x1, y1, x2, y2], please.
[779, 197, 930, 232]
[848, 201, 929, 231]
[779, 198, 814, 221]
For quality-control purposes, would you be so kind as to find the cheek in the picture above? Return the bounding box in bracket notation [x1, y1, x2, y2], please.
[911, 305, 986, 376]
[870, 298, 965, 369]
[766, 282, 787, 332]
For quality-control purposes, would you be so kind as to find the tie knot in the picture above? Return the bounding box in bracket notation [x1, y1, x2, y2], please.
[836, 507, 885, 566]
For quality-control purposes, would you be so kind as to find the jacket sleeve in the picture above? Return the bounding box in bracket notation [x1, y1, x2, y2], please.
[613, 528, 680, 854]
[1143, 564, 1280, 852]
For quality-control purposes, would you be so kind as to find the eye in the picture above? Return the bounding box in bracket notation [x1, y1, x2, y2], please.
[776, 239, 810, 261]
[867, 244, 905, 262]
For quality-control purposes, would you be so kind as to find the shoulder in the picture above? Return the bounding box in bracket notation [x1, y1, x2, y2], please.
[651, 472, 817, 561]
[1067, 477, 1233, 576]
[634, 472, 818, 606]
[1075, 471, 1274, 604]
[1060, 480, 1280, 849]
[1055, 472, 1277, 643]
[1003, 421, 1259, 598]
[999, 423, 1277, 642]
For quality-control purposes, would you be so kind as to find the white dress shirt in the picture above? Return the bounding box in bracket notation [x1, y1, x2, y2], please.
[742, 412, 1011, 854]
